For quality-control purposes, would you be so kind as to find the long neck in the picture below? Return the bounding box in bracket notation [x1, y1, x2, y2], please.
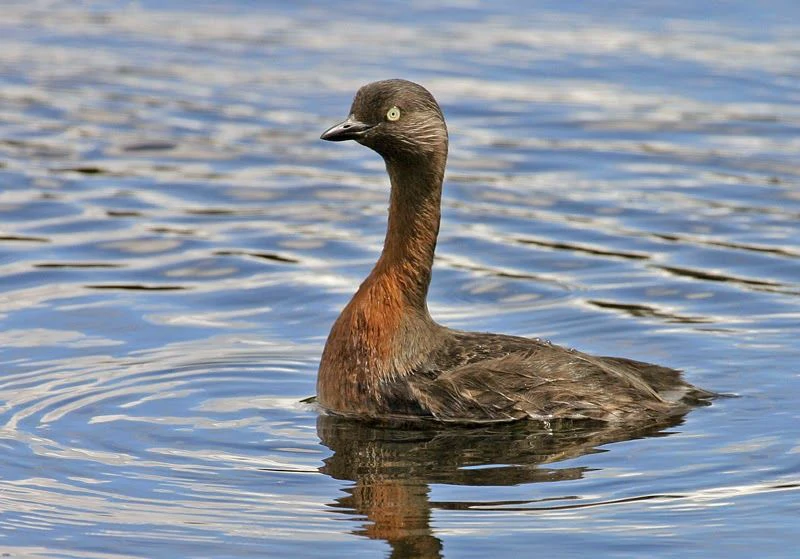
[372, 152, 446, 312]
[317, 147, 447, 415]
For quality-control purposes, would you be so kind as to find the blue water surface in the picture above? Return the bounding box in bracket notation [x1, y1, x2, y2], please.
[0, 1, 799, 557]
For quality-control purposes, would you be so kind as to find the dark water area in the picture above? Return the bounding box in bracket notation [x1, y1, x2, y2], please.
[1, 1, 799, 557]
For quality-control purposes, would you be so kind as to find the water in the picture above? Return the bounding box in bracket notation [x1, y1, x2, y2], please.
[1, 1, 799, 557]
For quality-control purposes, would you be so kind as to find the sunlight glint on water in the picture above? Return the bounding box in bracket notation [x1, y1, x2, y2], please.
[0, 1, 799, 558]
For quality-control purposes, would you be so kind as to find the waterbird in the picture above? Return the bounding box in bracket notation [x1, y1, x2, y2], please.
[317, 79, 714, 424]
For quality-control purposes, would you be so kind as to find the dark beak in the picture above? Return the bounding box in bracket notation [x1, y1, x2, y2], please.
[320, 115, 374, 142]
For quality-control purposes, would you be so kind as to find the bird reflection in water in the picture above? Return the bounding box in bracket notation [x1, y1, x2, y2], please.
[317, 413, 687, 559]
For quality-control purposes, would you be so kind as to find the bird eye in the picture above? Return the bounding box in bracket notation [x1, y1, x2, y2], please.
[386, 106, 401, 121]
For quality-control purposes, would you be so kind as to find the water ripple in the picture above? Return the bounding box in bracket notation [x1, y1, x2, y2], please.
[1, 0, 799, 557]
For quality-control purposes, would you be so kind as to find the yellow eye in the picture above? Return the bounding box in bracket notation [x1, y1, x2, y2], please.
[386, 106, 401, 121]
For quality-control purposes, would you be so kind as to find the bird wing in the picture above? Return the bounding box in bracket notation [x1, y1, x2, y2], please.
[407, 348, 685, 423]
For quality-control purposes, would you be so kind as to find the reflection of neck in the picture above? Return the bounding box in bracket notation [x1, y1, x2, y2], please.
[342, 480, 443, 559]
[371, 154, 445, 312]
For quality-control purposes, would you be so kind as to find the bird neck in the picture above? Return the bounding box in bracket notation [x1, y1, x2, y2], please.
[371, 152, 446, 312]
[316, 146, 447, 415]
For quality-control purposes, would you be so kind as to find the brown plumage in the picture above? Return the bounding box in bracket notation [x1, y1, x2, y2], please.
[317, 79, 714, 424]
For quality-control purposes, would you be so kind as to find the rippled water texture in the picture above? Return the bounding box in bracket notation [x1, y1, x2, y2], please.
[1, 1, 799, 557]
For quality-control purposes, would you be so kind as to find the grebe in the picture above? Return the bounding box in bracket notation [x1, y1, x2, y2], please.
[317, 79, 713, 424]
